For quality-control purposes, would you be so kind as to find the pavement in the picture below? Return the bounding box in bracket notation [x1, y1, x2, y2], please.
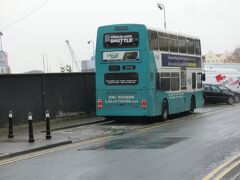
[0, 114, 105, 160]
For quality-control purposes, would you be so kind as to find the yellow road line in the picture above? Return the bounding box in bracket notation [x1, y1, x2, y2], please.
[202, 155, 240, 180]
[214, 158, 240, 180]
[0, 118, 185, 166]
[0, 108, 223, 166]
[137, 108, 226, 133]
[0, 136, 113, 166]
[0, 119, 184, 166]
[1, 106, 236, 167]
[137, 120, 182, 132]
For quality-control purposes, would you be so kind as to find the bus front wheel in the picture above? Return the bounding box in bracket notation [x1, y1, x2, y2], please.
[161, 100, 168, 121]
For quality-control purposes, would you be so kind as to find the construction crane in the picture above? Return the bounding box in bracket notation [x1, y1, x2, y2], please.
[64, 40, 80, 72]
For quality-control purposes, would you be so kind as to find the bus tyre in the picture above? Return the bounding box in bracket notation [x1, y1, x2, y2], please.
[161, 100, 168, 121]
[227, 96, 234, 105]
[189, 97, 195, 113]
[234, 96, 240, 103]
[104, 116, 113, 120]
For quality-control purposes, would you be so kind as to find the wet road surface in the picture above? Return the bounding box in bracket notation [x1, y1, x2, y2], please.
[0, 104, 240, 180]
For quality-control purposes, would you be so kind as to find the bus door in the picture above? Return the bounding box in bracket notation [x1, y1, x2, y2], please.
[186, 69, 197, 90]
[186, 69, 197, 110]
[180, 70, 187, 112]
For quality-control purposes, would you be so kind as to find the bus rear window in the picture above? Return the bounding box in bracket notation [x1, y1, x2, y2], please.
[104, 73, 138, 85]
[104, 32, 139, 48]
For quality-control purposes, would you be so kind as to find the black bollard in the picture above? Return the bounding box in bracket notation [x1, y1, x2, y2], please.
[28, 112, 35, 143]
[8, 110, 14, 138]
[45, 110, 51, 139]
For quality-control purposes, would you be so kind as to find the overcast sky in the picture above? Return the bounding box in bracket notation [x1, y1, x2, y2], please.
[1, 0, 240, 73]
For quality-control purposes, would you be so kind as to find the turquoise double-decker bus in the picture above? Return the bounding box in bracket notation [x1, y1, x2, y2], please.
[95, 24, 204, 120]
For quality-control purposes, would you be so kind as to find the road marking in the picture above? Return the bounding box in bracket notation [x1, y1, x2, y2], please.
[0, 119, 186, 166]
[137, 107, 235, 133]
[0, 105, 237, 167]
[214, 158, 240, 180]
[137, 120, 184, 132]
[202, 154, 240, 180]
[137, 108, 230, 132]
[0, 136, 113, 166]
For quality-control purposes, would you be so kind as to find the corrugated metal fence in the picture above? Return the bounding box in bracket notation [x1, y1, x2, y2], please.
[0, 73, 95, 128]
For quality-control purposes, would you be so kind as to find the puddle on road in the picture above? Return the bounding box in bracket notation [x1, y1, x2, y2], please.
[79, 137, 189, 151]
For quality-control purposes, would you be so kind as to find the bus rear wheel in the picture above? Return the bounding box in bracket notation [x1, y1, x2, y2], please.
[161, 100, 168, 121]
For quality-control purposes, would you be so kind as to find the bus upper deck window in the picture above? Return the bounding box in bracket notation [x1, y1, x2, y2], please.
[169, 34, 178, 53]
[187, 38, 195, 54]
[158, 32, 169, 52]
[148, 30, 158, 50]
[195, 39, 201, 55]
[179, 36, 187, 54]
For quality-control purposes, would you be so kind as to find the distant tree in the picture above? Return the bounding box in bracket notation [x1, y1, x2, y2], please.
[60, 66, 65, 72]
[60, 64, 72, 72]
[65, 65, 72, 72]
[227, 48, 240, 63]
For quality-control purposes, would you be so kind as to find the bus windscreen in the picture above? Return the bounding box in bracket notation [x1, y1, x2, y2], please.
[104, 32, 139, 48]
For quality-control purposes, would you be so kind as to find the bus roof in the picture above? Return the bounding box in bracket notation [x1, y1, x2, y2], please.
[98, 23, 146, 29]
[204, 68, 240, 74]
[147, 27, 200, 40]
[98, 24, 200, 40]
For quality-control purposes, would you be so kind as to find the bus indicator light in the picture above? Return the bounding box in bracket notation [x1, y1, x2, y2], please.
[142, 99, 147, 109]
[98, 99, 102, 109]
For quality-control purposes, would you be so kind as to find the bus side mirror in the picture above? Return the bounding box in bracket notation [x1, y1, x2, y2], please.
[202, 74, 206, 81]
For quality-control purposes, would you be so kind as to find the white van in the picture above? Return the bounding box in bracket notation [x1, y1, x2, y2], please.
[204, 68, 240, 92]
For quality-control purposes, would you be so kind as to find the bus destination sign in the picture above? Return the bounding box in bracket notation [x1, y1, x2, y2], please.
[104, 32, 139, 48]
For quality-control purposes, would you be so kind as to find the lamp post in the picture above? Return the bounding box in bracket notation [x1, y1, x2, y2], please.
[42, 53, 50, 73]
[87, 40, 95, 59]
[42, 55, 46, 73]
[0, 31, 3, 50]
[157, 3, 167, 29]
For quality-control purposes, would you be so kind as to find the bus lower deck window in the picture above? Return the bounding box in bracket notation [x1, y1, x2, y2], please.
[160, 72, 170, 91]
[171, 72, 180, 91]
